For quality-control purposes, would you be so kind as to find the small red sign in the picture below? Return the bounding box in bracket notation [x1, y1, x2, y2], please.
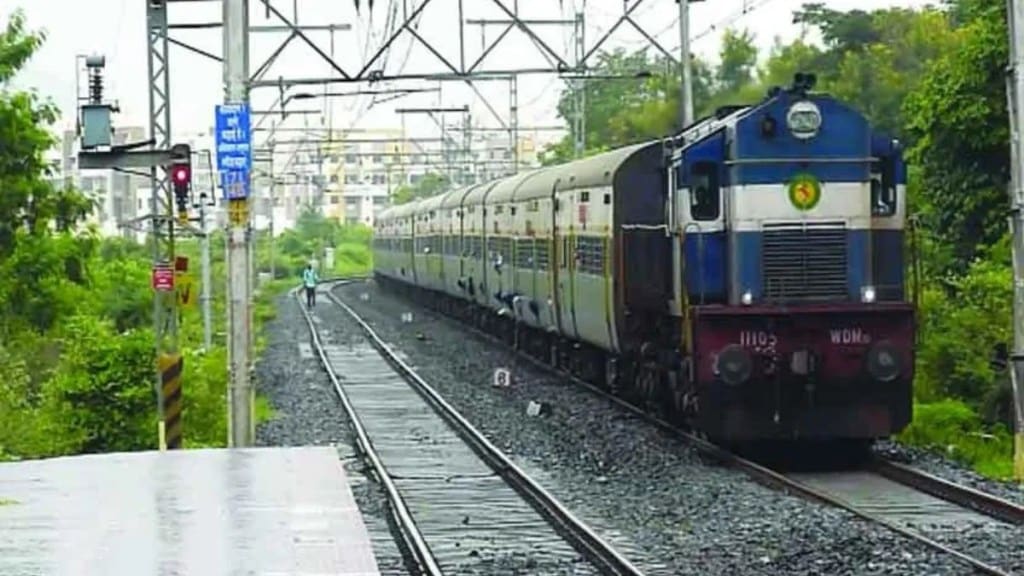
[152, 266, 175, 292]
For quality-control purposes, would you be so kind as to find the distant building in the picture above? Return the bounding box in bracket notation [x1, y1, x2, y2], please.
[316, 128, 406, 227]
[251, 125, 546, 231]
[56, 126, 149, 241]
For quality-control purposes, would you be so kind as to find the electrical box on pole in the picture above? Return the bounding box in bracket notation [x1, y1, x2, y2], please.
[77, 55, 119, 150]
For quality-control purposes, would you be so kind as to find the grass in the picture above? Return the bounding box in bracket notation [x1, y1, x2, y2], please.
[896, 399, 1015, 480]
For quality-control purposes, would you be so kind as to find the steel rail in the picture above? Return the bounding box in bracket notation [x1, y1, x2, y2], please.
[321, 288, 645, 576]
[340, 279, 1014, 576]
[872, 457, 1024, 526]
[294, 283, 443, 576]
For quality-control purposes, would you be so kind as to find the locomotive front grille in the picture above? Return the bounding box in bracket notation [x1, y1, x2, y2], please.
[762, 222, 847, 301]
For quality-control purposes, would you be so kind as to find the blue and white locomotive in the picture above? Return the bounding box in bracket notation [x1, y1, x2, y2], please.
[372, 74, 914, 443]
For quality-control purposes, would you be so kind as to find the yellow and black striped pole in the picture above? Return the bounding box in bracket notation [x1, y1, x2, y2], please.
[158, 353, 184, 450]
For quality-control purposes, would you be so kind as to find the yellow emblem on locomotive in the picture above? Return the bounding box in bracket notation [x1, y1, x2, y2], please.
[787, 173, 821, 211]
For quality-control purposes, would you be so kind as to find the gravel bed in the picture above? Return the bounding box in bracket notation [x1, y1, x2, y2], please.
[875, 439, 1024, 505]
[332, 280, 979, 576]
[254, 290, 408, 575]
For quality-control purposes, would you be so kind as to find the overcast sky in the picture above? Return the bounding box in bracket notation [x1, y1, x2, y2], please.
[1, 0, 931, 148]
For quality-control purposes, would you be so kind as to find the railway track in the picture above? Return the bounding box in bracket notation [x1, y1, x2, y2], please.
[871, 458, 1024, 526]
[338, 278, 1024, 576]
[759, 466, 1018, 576]
[297, 281, 643, 576]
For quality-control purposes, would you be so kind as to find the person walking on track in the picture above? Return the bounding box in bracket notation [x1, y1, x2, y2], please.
[302, 263, 319, 308]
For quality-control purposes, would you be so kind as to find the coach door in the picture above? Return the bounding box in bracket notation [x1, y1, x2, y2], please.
[553, 178, 579, 341]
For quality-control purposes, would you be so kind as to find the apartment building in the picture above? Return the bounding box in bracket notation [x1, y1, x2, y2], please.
[314, 128, 406, 227]
[264, 127, 544, 229]
[56, 126, 149, 238]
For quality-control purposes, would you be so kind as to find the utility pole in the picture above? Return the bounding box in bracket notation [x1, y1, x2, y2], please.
[573, 10, 586, 158]
[509, 74, 519, 174]
[269, 179, 276, 280]
[199, 198, 213, 351]
[223, 0, 253, 447]
[677, 0, 694, 127]
[1006, 0, 1024, 480]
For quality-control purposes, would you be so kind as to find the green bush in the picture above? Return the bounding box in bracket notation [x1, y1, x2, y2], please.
[914, 254, 1011, 409]
[897, 400, 1014, 479]
[179, 346, 228, 448]
[44, 316, 157, 454]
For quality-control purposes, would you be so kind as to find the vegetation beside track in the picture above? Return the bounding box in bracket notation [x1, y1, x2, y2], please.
[0, 11, 371, 460]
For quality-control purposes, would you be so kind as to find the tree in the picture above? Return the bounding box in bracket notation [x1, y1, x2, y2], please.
[758, 36, 826, 89]
[392, 172, 450, 204]
[0, 12, 90, 256]
[715, 29, 758, 95]
[794, 4, 881, 56]
[0, 10, 93, 336]
[539, 48, 714, 165]
[903, 0, 1008, 267]
[786, 4, 957, 137]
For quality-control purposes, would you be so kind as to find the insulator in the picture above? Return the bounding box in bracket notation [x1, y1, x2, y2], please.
[89, 70, 103, 104]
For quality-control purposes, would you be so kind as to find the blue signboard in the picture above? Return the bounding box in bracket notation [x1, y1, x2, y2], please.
[215, 104, 252, 172]
[215, 104, 252, 200]
[221, 170, 250, 200]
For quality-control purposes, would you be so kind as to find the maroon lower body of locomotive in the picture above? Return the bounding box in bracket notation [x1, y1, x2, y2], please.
[691, 303, 914, 441]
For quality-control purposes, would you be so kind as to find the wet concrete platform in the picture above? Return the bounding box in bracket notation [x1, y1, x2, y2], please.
[0, 446, 381, 575]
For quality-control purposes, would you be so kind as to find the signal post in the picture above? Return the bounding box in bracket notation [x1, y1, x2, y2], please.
[77, 56, 198, 450]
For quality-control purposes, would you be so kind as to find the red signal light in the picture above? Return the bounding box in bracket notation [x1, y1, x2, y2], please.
[172, 166, 190, 184]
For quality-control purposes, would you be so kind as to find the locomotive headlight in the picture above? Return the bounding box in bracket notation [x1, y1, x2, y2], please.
[716, 345, 753, 386]
[866, 341, 901, 382]
[741, 290, 753, 306]
[861, 285, 877, 303]
[786, 100, 822, 140]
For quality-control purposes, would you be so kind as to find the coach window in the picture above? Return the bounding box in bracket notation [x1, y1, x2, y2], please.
[690, 161, 720, 221]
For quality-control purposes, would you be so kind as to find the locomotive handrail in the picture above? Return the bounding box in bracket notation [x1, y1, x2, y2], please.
[724, 156, 878, 165]
[620, 224, 668, 230]
[683, 222, 705, 306]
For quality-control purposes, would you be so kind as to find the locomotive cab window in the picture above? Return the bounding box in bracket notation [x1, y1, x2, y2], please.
[871, 161, 897, 217]
[689, 161, 720, 221]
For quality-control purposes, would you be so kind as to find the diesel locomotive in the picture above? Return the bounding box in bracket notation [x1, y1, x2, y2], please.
[371, 75, 915, 444]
